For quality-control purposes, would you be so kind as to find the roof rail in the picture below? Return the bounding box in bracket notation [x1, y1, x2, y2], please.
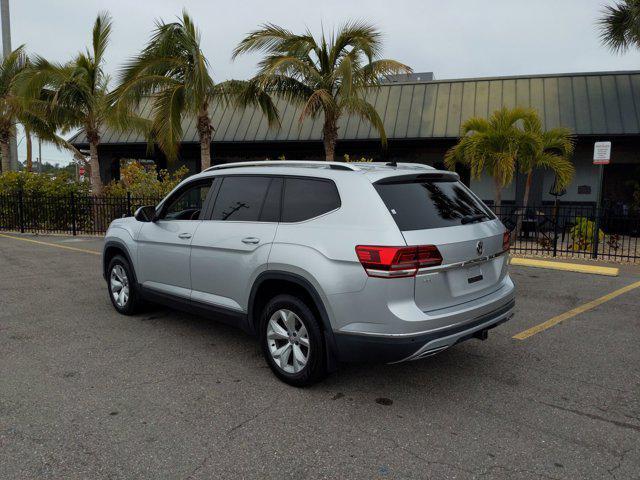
[352, 161, 434, 170]
[203, 160, 360, 172]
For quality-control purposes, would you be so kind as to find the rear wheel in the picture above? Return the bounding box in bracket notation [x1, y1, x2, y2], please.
[107, 255, 142, 315]
[259, 294, 327, 387]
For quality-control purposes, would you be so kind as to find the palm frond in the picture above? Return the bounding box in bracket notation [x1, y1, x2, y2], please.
[536, 152, 576, 190]
[150, 85, 185, 160]
[330, 20, 381, 65]
[91, 12, 112, 67]
[358, 59, 412, 84]
[214, 79, 280, 128]
[232, 24, 318, 58]
[300, 89, 335, 121]
[340, 95, 387, 146]
[599, 1, 640, 52]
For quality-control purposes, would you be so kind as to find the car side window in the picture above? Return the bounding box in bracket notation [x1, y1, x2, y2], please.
[161, 181, 212, 221]
[211, 176, 273, 222]
[259, 178, 283, 222]
[282, 178, 341, 222]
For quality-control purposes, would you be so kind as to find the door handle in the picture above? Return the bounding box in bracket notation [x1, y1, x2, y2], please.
[178, 232, 192, 239]
[241, 237, 260, 245]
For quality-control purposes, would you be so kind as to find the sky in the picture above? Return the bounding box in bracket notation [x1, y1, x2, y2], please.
[10, 0, 640, 165]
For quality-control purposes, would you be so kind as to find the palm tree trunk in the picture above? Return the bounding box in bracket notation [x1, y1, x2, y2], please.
[516, 170, 533, 235]
[323, 119, 338, 161]
[89, 139, 103, 196]
[25, 129, 33, 172]
[0, 139, 10, 173]
[493, 177, 502, 211]
[197, 109, 212, 171]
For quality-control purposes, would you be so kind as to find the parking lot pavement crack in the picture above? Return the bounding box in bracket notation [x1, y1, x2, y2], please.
[606, 448, 632, 480]
[540, 401, 640, 433]
[399, 446, 475, 475]
[476, 464, 562, 480]
[184, 451, 213, 480]
[226, 400, 277, 436]
[381, 434, 475, 476]
[182, 400, 278, 479]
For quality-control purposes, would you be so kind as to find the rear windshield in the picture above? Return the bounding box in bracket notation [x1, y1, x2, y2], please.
[375, 179, 493, 231]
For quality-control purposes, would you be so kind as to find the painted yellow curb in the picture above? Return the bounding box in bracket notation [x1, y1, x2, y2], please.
[510, 257, 619, 277]
[0, 233, 100, 255]
[514, 280, 640, 339]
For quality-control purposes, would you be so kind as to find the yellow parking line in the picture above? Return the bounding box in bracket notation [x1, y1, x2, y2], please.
[511, 257, 619, 276]
[0, 233, 100, 255]
[514, 280, 640, 340]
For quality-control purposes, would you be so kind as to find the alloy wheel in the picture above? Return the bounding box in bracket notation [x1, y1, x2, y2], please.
[110, 264, 129, 308]
[266, 309, 310, 374]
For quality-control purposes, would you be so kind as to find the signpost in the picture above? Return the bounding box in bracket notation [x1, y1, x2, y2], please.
[79, 165, 85, 182]
[592, 142, 611, 259]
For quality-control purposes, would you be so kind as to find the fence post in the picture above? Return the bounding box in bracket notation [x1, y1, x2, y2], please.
[552, 202, 559, 257]
[18, 190, 24, 233]
[592, 206, 601, 260]
[70, 192, 77, 236]
[127, 191, 132, 217]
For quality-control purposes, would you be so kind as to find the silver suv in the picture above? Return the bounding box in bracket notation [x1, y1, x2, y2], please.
[103, 161, 515, 386]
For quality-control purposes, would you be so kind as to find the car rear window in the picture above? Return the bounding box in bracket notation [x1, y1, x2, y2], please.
[375, 179, 493, 231]
[282, 178, 341, 222]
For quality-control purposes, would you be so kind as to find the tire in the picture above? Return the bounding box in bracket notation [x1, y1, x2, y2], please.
[259, 294, 327, 387]
[107, 255, 143, 315]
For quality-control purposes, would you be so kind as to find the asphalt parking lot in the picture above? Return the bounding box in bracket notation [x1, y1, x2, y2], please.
[1, 233, 639, 480]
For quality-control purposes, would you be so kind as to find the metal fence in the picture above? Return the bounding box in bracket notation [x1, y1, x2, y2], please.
[0, 193, 161, 236]
[1, 194, 639, 263]
[494, 204, 640, 263]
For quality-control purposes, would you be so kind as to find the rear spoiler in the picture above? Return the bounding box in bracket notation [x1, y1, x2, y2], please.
[373, 171, 460, 185]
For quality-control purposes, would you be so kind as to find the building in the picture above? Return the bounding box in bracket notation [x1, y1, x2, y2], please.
[70, 70, 640, 208]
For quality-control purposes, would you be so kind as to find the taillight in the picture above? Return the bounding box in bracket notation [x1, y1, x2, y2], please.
[503, 231, 511, 252]
[355, 245, 443, 278]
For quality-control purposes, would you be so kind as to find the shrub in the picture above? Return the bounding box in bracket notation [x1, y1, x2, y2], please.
[102, 161, 189, 198]
[537, 237, 553, 251]
[569, 217, 604, 252]
[343, 154, 373, 162]
[0, 171, 89, 196]
[606, 234, 621, 251]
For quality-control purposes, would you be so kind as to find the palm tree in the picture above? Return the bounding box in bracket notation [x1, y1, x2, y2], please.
[111, 11, 278, 171]
[17, 109, 76, 172]
[520, 114, 575, 212]
[19, 12, 116, 194]
[599, 1, 640, 52]
[0, 45, 28, 173]
[444, 107, 539, 209]
[233, 21, 412, 161]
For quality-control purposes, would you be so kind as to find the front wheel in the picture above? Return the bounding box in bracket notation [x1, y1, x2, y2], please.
[259, 294, 327, 387]
[107, 255, 143, 315]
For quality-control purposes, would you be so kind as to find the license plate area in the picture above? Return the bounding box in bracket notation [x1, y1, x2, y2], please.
[468, 273, 484, 284]
[466, 266, 483, 284]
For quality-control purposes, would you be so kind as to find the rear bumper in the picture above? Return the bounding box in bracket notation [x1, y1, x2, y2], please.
[333, 299, 515, 363]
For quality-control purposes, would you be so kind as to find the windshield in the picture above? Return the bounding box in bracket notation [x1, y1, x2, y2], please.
[375, 179, 494, 231]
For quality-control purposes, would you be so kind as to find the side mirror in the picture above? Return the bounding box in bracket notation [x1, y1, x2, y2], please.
[134, 205, 157, 222]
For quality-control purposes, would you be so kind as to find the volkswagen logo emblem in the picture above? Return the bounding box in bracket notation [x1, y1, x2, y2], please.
[476, 241, 484, 256]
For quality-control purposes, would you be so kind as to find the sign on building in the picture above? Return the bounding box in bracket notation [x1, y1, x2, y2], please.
[593, 141, 611, 165]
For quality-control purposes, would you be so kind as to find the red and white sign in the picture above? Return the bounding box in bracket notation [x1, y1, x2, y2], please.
[79, 166, 85, 176]
[593, 141, 611, 165]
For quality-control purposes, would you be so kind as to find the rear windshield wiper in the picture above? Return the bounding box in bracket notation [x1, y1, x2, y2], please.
[461, 213, 488, 224]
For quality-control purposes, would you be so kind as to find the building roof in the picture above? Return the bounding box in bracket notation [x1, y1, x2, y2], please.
[70, 70, 640, 146]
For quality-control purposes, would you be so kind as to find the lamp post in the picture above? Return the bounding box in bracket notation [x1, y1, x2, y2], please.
[1, 0, 18, 170]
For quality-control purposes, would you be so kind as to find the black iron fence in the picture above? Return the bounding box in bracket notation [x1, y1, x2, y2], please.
[1, 193, 639, 262]
[494, 203, 640, 263]
[0, 193, 161, 236]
